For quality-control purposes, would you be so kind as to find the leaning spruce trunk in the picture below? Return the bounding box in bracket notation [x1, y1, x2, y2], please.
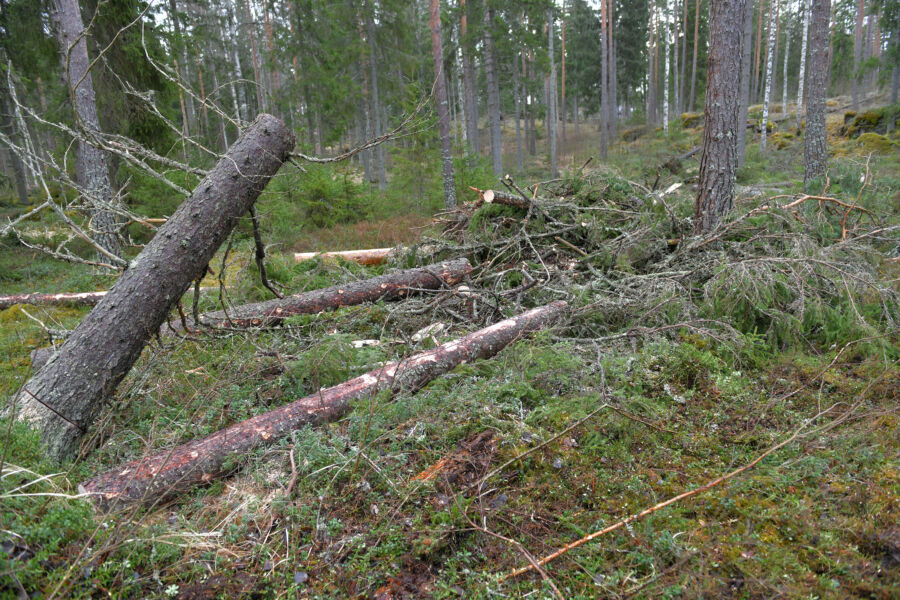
[12, 114, 295, 462]
[694, 0, 746, 234]
[804, 0, 831, 190]
[79, 301, 568, 511]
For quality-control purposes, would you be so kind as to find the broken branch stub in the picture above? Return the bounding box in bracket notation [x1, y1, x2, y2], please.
[79, 301, 568, 511]
[28, 259, 473, 371]
[13, 114, 295, 462]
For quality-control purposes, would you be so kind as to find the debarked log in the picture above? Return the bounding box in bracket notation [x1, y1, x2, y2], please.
[293, 247, 398, 265]
[0, 288, 219, 310]
[29, 259, 473, 371]
[13, 114, 295, 462]
[79, 301, 568, 511]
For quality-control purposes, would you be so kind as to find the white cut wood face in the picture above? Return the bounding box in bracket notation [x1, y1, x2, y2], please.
[412, 322, 447, 342]
[664, 182, 683, 195]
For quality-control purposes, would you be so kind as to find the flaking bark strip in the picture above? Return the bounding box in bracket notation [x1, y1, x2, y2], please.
[79, 301, 568, 511]
[13, 114, 295, 462]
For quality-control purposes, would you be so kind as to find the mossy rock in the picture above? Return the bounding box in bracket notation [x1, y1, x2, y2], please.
[770, 132, 793, 150]
[855, 132, 896, 154]
[621, 125, 649, 142]
[680, 112, 702, 128]
[841, 105, 900, 138]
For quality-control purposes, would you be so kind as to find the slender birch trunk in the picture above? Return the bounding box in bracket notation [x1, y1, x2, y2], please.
[761, 0, 778, 151]
[782, 8, 791, 114]
[797, 0, 810, 112]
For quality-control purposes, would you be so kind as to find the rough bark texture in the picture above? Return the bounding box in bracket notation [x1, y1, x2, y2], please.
[695, 0, 746, 235]
[737, 0, 753, 168]
[548, 7, 558, 178]
[1, 291, 125, 310]
[79, 301, 568, 511]
[430, 0, 457, 210]
[689, 0, 701, 111]
[13, 115, 295, 462]
[804, 0, 831, 190]
[460, 0, 478, 154]
[30, 260, 470, 371]
[483, 4, 503, 177]
[0, 88, 28, 204]
[50, 0, 121, 258]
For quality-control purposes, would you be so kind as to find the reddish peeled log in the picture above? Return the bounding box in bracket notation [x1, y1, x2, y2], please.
[79, 301, 568, 511]
[30, 259, 473, 371]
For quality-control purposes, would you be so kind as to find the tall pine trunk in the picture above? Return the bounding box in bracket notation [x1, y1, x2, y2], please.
[753, 0, 765, 101]
[737, 0, 753, 168]
[600, 0, 609, 156]
[460, 0, 478, 154]
[549, 7, 558, 177]
[513, 53, 524, 172]
[852, 0, 865, 108]
[430, 0, 457, 209]
[689, 0, 700, 111]
[804, 0, 831, 190]
[695, 0, 746, 234]
[50, 0, 122, 259]
[679, 0, 688, 113]
[366, 7, 386, 190]
[483, 3, 502, 176]
[664, 0, 671, 132]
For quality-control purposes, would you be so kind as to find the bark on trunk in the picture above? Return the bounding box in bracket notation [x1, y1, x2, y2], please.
[738, 0, 753, 168]
[804, 0, 831, 190]
[761, 0, 778, 151]
[513, 53, 524, 172]
[680, 0, 688, 113]
[797, 0, 810, 112]
[13, 115, 295, 462]
[483, 4, 503, 177]
[79, 301, 568, 511]
[430, 0, 457, 210]
[0, 89, 28, 205]
[246, 0, 265, 113]
[548, 7, 558, 178]
[460, 0, 479, 154]
[1, 289, 213, 310]
[50, 0, 122, 259]
[664, 0, 672, 132]
[689, 0, 701, 111]
[753, 0, 765, 102]
[366, 7, 386, 190]
[694, 0, 746, 234]
[600, 0, 609, 156]
[852, 0, 865, 109]
[782, 9, 791, 114]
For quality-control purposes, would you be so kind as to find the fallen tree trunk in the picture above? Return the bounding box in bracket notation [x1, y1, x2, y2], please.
[470, 186, 533, 210]
[12, 114, 295, 462]
[29, 259, 472, 370]
[79, 301, 568, 511]
[0, 287, 219, 310]
[293, 248, 397, 265]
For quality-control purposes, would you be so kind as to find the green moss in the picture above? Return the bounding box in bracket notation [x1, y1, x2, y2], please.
[855, 132, 896, 154]
[680, 112, 702, 128]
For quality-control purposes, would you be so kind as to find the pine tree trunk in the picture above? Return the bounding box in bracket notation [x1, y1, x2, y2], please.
[797, 0, 810, 112]
[246, 0, 265, 113]
[50, 0, 122, 260]
[674, 0, 681, 114]
[695, 0, 746, 234]
[852, 0, 865, 108]
[168, 0, 196, 132]
[513, 54, 524, 172]
[460, 0, 478, 154]
[753, 0, 765, 102]
[366, 8, 386, 190]
[430, 0, 457, 209]
[548, 7, 558, 178]
[600, 0, 609, 156]
[761, 0, 777, 151]
[611, 28, 618, 138]
[483, 3, 503, 176]
[738, 0, 753, 168]
[13, 115, 294, 462]
[804, 0, 831, 190]
[689, 0, 700, 111]
[664, 0, 672, 132]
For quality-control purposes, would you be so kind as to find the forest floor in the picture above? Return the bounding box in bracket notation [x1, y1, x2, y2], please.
[1, 98, 899, 599]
